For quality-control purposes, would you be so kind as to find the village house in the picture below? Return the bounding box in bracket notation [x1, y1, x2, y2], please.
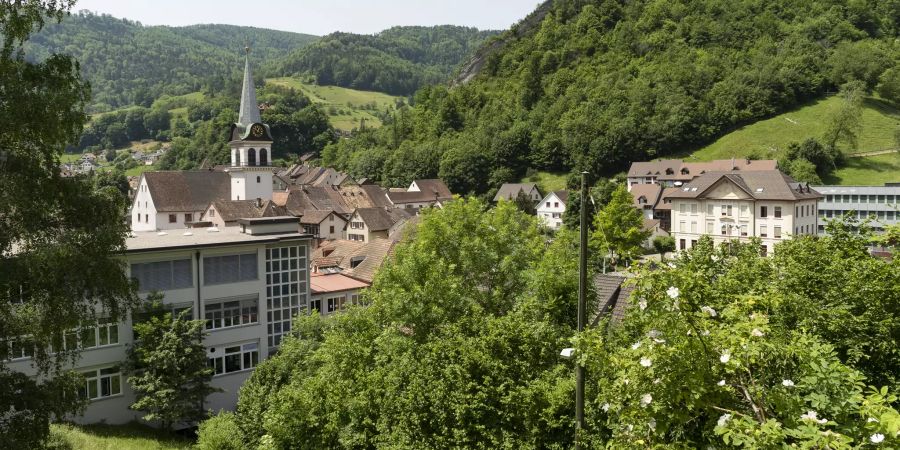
[346, 207, 415, 242]
[667, 170, 822, 255]
[202, 198, 285, 228]
[308, 238, 397, 314]
[386, 179, 453, 209]
[627, 159, 777, 190]
[493, 183, 543, 203]
[537, 190, 568, 230]
[299, 209, 347, 241]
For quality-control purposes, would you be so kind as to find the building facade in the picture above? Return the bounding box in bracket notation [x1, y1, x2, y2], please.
[813, 184, 900, 234]
[537, 190, 568, 230]
[5, 225, 312, 425]
[668, 171, 821, 255]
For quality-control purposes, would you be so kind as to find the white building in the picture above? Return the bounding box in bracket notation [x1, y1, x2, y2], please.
[667, 170, 822, 255]
[5, 222, 312, 425]
[537, 190, 568, 230]
[130, 51, 274, 232]
[813, 184, 900, 234]
[300, 209, 347, 241]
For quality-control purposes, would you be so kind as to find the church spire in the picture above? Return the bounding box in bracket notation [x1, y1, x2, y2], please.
[238, 46, 261, 126]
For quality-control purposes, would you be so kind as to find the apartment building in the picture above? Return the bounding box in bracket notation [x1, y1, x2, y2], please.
[627, 159, 777, 190]
[813, 184, 900, 234]
[668, 170, 822, 255]
[6, 223, 312, 425]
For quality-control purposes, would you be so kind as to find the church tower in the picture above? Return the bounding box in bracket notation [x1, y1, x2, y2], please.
[227, 47, 274, 202]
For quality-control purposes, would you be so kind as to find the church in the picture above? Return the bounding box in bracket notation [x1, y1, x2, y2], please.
[130, 49, 276, 232]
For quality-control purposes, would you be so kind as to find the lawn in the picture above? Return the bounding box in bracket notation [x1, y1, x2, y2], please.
[687, 95, 900, 161]
[49, 422, 193, 450]
[519, 171, 568, 194]
[126, 163, 157, 177]
[823, 152, 900, 185]
[266, 77, 404, 132]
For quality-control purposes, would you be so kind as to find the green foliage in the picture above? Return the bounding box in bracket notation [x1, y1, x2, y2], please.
[876, 67, 900, 105]
[589, 185, 650, 267]
[277, 26, 497, 96]
[1, 2, 137, 446]
[824, 81, 865, 151]
[582, 235, 900, 447]
[651, 235, 675, 255]
[196, 412, 243, 450]
[126, 296, 218, 430]
[48, 422, 193, 450]
[25, 11, 316, 112]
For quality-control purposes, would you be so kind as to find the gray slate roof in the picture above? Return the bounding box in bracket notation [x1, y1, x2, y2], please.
[144, 171, 231, 212]
[238, 54, 261, 126]
[210, 199, 284, 223]
[355, 207, 413, 232]
[494, 183, 540, 202]
[665, 170, 823, 201]
[591, 274, 634, 327]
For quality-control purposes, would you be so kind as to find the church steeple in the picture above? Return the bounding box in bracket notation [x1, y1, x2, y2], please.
[238, 46, 262, 126]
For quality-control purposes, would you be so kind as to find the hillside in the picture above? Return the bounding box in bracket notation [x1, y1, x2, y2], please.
[267, 78, 404, 131]
[321, 0, 900, 196]
[26, 11, 317, 112]
[275, 26, 498, 96]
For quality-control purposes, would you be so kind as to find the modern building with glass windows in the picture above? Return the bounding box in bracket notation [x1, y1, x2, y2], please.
[813, 184, 900, 234]
[5, 223, 311, 425]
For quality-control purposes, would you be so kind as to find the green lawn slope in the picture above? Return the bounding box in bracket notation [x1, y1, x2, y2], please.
[49, 423, 192, 450]
[684, 95, 900, 185]
[266, 77, 404, 132]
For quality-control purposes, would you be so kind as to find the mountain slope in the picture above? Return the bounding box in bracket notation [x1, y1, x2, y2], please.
[275, 26, 498, 96]
[321, 0, 900, 195]
[25, 11, 317, 112]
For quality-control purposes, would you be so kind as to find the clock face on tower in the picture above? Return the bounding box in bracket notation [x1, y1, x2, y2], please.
[250, 124, 264, 138]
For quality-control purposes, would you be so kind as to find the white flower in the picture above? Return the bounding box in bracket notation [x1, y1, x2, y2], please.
[871, 433, 885, 444]
[782, 379, 795, 387]
[639, 300, 648, 311]
[717, 413, 732, 427]
[667, 262, 676, 268]
[800, 410, 827, 424]
[686, 329, 692, 336]
[702, 329, 710, 336]
[720, 350, 731, 364]
[640, 357, 652, 367]
[867, 417, 879, 423]
[701, 306, 717, 317]
[627, 424, 634, 432]
[640, 393, 652, 407]
[648, 418, 657, 431]
[648, 329, 662, 338]
[653, 378, 661, 384]
[667, 286, 680, 299]
[751, 328, 764, 337]
[671, 299, 680, 310]
[602, 403, 610, 412]
[653, 338, 666, 344]
[631, 341, 642, 350]
[717, 379, 726, 386]
[623, 378, 630, 385]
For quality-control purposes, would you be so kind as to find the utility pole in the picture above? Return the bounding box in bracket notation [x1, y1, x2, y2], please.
[576, 171, 588, 449]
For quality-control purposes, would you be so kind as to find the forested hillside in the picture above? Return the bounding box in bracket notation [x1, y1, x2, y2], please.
[322, 0, 900, 195]
[25, 11, 317, 112]
[275, 26, 498, 96]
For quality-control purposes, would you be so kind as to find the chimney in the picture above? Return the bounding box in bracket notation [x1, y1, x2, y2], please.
[256, 198, 262, 208]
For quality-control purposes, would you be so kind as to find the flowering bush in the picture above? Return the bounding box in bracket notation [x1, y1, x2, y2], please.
[579, 236, 899, 448]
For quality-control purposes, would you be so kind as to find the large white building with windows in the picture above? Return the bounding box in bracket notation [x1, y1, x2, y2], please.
[813, 184, 900, 234]
[668, 170, 822, 256]
[5, 222, 312, 425]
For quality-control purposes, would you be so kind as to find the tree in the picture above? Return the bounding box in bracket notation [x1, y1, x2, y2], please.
[1, 2, 136, 447]
[876, 67, 900, 105]
[589, 185, 651, 268]
[824, 81, 864, 151]
[513, 189, 536, 215]
[786, 157, 823, 184]
[651, 235, 675, 256]
[126, 293, 218, 430]
[104, 148, 117, 162]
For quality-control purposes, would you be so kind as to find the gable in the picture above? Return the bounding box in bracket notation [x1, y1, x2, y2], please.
[699, 178, 753, 200]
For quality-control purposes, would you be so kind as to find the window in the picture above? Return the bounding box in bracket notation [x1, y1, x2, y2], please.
[131, 259, 192, 292]
[326, 296, 345, 313]
[707, 203, 714, 215]
[169, 214, 176, 223]
[760, 206, 767, 218]
[209, 343, 258, 376]
[209, 209, 216, 218]
[740, 204, 748, 217]
[690, 221, 697, 233]
[310, 299, 322, 313]
[266, 245, 306, 348]
[144, 214, 148, 223]
[679, 203, 686, 214]
[329, 225, 335, 234]
[774, 206, 781, 218]
[184, 213, 193, 223]
[80, 367, 121, 400]
[721, 204, 732, 216]
[679, 239, 686, 250]
[546, 202, 550, 207]
[826, 195, 833, 202]
[774, 226, 782, 239]
[554, 202, 559, 208]
[706, 221, 714, 234]
[348, 234, 365, 242]
[760, 245, 767, 257]
[203, 253, 258, 285]
[256, 176, 261, 183]
[552, 213, 561, 219]
[795, 206, 799, 217]
[760, 225, 767, 237]
[350, 221, 364, 230]
[5, 336, 35, 360]
[205, 297, 258, 330]
[851, 195, 858, 203]
[721, 224, 727, 235]
[691, 203, 698, 214]
[679, 221, 686, 233]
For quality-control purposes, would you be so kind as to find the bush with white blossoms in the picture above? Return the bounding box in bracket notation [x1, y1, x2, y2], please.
[578, 236, 899, 448]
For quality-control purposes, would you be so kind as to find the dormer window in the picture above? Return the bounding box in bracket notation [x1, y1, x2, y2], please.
[681, 168, 690, 175]
[665, 168, 674, 175]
